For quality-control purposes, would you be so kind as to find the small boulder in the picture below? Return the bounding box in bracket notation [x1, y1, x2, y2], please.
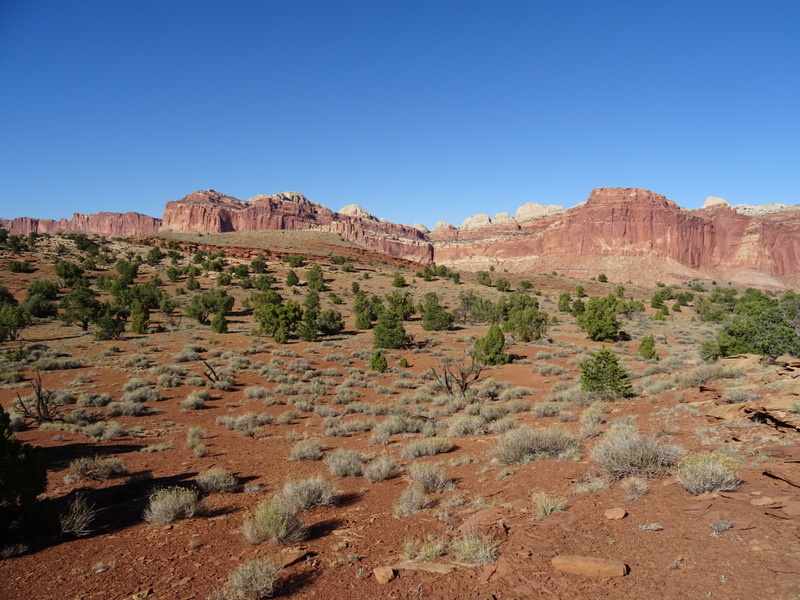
[604, 507, 627, 520]
[373, 566, 396, 584]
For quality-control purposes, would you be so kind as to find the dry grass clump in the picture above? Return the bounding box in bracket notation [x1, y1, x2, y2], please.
[144, 487, 200, 525]
[107, 400, 147, 417]
[408, 463, 451, 493]
[243, 495, 306, 544]
[182, 389, 209, 411]
[621, 476, 649, 500]
[450, 532, 499, 565]
[493, 425, 580, 465]
[400, 438, 453, 459]
[185, 426, 208, 456]
[722, 389, 760, 404]
[675, 452, 740, 495]
[80, 421, 125, 441]
[489, 416, 518, 434]
[394, 484, 429, 516]
[69, 455, 128, 481]
[289, 438, 323, 461]
[402, 535, 447, 561]
[196, 467, 237, 494]
[77, 392, 112, 407]
[531, 492, 566, 518]
[243, 386, 271, 400]
[221, 556, 280, 599]
[364, 454, 400, 483]
[60, 493, 95, 537]
[447, 415, 486, 437]
[122, 377, 152, 392]
[280, 476, 337, 509]
[325, 449, 364, 478]
[531, 402, 565, 418]
[590, 428, 685, 479]
[120, 387, 160, 403]
[673, 364, 743, 389]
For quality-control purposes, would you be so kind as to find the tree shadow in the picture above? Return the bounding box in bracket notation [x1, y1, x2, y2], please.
[276, 566, 320, 597]
[334, 492, 359, 508]
[305, 518, 343, 541]
[40, 441, 146, 469]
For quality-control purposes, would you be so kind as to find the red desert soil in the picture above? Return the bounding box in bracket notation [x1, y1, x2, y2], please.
[1, 236, 799, 600]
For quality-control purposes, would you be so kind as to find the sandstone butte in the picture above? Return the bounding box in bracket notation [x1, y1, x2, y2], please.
[3, 187, 800, 288]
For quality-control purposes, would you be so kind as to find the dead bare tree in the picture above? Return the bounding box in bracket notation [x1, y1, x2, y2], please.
[14, 370, 60, 424]
[431, 351, 485, 397]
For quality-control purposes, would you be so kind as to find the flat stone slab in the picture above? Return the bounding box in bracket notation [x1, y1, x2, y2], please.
[551, 555, 628, 577]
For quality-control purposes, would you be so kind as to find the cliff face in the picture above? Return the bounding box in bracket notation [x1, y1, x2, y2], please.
[161, 190, 434, 264]
[430, 187, 800, 288]
[0, 212, 162, 238]
[4, 187, 800, 288]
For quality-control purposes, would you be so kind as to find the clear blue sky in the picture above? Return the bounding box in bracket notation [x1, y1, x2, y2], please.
[1, 0, 798, 228]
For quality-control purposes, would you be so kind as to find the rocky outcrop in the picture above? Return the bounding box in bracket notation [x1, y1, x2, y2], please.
[161, 190, 433, 264]
[5, 186, 800, 287]
[455, 203, 565, 231]
[338, 204, 379, 222]
[431, 187, 800, 288]
[0, 212, 161, 238]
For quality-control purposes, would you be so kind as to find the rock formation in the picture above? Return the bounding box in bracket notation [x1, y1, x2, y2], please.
[0, 212, 161, 238]
[160, 190, 433, 264]
[4, 186, 800, 288]
[431, 187, 800, 288]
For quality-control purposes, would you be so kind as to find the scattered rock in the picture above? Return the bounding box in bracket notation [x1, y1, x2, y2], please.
[604, 508, 627, 520]
[551, 555, 628, 578]
[391, 562, 457, 574]
[751, 496, 776, 507]
[278, 550, 309, 568]
[373, 566, 396, 584]
[764, 465, 800, 488]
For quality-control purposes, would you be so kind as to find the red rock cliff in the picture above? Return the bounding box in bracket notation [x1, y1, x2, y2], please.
[0, 212, 162, 238]
[161, 190, 433, 264]
[430, 188, 800, 288]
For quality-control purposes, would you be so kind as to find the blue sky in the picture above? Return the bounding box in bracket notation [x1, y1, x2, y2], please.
[1, 0, 798, 228]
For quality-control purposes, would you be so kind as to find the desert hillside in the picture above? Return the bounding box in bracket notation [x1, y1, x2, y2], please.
[1, 229, 799, 599]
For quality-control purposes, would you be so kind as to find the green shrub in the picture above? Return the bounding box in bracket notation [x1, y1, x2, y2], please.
[473, 324, 510, 365]
[576, 294, 621, 341]
[211, 311, 228, 333]
[0, 406, 46, 540]
[372, 310, 407, 349]
[638, 335, 659, 360]
[579, 349, 633, 398]
[369, 351, 388, 373]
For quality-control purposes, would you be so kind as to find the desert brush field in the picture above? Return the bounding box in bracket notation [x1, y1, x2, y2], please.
[1, 230, 799, 600]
